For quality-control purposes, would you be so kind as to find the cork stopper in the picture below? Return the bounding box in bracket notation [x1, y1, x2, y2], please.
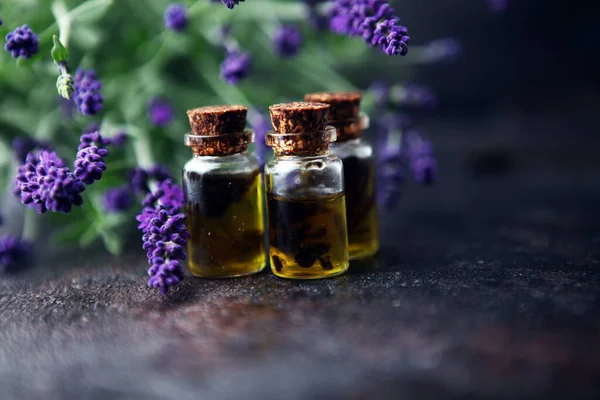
[267, 102, 333, 156]
[185, 105, 251, 156]
[304, 92, 364, 141]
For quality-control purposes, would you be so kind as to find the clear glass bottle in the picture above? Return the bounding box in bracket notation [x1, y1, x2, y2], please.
[305, 92, 379, 260]
[182, 105, 266, 278]
[265, 102, 349, 279]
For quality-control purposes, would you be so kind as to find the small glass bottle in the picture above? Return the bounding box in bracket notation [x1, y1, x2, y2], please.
[183, 105, 266, 278]
[305, 92, 378, 260]
[265, 102, 349, 279]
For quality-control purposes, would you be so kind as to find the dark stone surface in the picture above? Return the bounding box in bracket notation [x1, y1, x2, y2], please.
[1, 108, 600, 399]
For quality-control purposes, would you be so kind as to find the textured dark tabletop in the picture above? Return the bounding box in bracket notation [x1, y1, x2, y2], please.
[1, 108, 599, 399]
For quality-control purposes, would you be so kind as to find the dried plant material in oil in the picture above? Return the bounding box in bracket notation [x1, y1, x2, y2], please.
[343, 155, 379, 259]
[267, 192, 349, 279]
[184, 169, 265, 277]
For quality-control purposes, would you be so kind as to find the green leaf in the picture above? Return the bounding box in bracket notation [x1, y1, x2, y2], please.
[101, 231, 123, 256]
[51, 35, 69, 64]
[70, 0, 114, 23]
[79, 223, 100, 247]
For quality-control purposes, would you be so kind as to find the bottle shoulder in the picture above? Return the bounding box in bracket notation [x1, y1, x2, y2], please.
[183, 153, 259, 176]
[330, 139, 374, 160]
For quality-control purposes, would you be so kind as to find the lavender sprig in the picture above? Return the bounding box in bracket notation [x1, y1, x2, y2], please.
[403, 130, 437, 184]
[148, 97, 174, 126]
[12, 137, 50, 163]
[329, 0, 410, 56]
[103, 186, 133, 213]
[14, 151, 85, 214]
[136, 179, 189, 294]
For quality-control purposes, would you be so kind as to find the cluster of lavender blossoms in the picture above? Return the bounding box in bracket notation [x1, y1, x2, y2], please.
[0, 234, 31, 272]
[136, 179, 189, 294]
[164, 3, 188, 32]
[13, 131, 110, 214]
[272, 25, 303, 58]
[4, 24, 39, 59]
[329, 0, 410, 56]
[220, 50, 252, 85]
[148, 97, 174, 126]
[376, 113, 437, 209]
[73, 68, 104, 116]
[222, 0, 245, 9]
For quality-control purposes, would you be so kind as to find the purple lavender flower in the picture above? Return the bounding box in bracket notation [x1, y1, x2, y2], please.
[74, 131, 108, 185]
[403, 130, 437, 185]
[148, 97, 174, 126]
[272, 25, 303, 58]
[0, 235, 31, 271]
[136, 180, 189, 294]
[220, 51, 251, 85]
[73, 68, 103, 116]
[103, 186, 132, 213]
[4, 25, 39, 59]
[222, 0, 245, 9]
[329, 0, 410, 56]
[423, 38, 461, 63]
[375, 113, 413, 210]
[14, 151, 85, 214]
[164, 4, 188, 32]
[12, 137, 50, 163]
[393, 83, 437, 109]
[248, 109, 271, 169]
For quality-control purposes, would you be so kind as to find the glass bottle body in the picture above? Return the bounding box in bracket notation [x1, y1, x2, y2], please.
[331, 138, 379, 260]
[265, 154, 349, 279]
[182, 152, 266, 278]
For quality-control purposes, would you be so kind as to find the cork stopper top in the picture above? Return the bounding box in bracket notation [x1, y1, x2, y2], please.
[186, 105, 247, 136]
[267, 102, 335, 156]
[269, 102, 330, 134]
[304, 92, 361, 122]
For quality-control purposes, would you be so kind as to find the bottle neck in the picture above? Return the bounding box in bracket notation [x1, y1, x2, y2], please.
[273, 150, 330, 160]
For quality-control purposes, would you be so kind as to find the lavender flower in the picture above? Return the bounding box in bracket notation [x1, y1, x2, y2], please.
[248, 109, 271, 169]
[376, 114, 409, 209]
[222, 0, 245, 9]
[0, 235, 30, 271]
[73, 68, 103, 116]
[220, 51, 251, 85]
[403, 130, 437, 184]
[14, 151, 85, 214]
[164, 4, 188, 32]
[423, 38, 461, 63]
[149, 165, 171, 182]
[4, 25, 39, 59]
[103, 186, 132, 213]
[148, 97, 174, 126]
[74, 131, 108, 185]
[12, 137, 50, 163]
[136, 180, 189, 294]
[329, 0, 410, 56]
[392, 83, 437, 109]
[272, 25, 303, 58]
